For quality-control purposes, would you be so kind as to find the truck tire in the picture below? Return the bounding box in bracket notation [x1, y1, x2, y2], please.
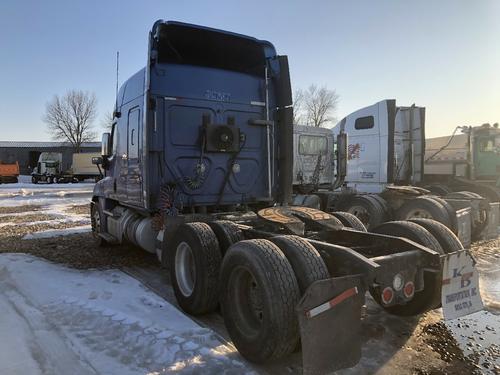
[169, 222, 222, 315]
[337, 195, 388, 230]
[220, 239, 300, 363]
[90, 202, 108, 247]
[208, 220, 244, 255]
[395, 196, 452, 228]
[270, 235, 329, 293]
[427, 196, 458, 234]
[371, 221, 444, 316]
[32, 176, 38, 184]
[47, 176, 53, 184]
[409, 218, 463, 253]
[332, 211, 367, 232]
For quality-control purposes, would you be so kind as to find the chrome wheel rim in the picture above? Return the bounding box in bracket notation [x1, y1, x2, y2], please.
[175, 241, 196, 297]
[406, 209, 432, 219]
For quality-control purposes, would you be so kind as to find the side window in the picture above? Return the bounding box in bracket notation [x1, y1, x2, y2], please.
[355, 116, 374, 130]
[299, 135, 328, 155]
[128, 108, 140, 159]
[479, 139, 494, 152]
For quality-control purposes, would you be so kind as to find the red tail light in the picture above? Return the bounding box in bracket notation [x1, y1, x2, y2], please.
[403, 281, 415, 298]
[381, 287, 394, 304]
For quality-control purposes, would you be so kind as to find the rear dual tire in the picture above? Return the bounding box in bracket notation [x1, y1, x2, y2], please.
[220, 236, 329, 363]
[220, 239, 301, 362]
[169, 225, 330, 363]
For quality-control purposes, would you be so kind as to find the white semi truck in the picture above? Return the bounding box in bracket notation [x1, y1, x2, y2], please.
[31, 152, 63, 184]
[293, 100, 498, 246]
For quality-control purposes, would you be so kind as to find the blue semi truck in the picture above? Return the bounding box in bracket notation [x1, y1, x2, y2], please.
[91, 21, 481, 373]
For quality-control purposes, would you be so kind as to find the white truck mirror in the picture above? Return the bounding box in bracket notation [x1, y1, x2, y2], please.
[101, 133, 111, 157]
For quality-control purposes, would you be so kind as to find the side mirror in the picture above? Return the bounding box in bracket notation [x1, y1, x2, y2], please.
[336, 131, 348, 179]
[91, 156, 103, 165]
[101, 133, 112, 157]
[332, 131, 348, 190]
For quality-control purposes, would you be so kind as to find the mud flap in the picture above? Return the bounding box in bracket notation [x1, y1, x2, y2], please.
[296, 275, 365, 375]
[441, 250, 483, 320]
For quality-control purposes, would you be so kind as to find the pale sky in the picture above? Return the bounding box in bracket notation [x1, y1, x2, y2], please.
[0, 0, 498, 140]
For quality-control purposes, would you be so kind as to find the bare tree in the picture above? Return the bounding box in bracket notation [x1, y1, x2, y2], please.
[293, 88, 306, 125]
[100, 110, 115, 131]
[44, 90, 98, 153]
[303, 85, 339, 127]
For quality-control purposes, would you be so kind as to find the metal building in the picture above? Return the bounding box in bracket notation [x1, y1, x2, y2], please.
[0, 141, 100, 175]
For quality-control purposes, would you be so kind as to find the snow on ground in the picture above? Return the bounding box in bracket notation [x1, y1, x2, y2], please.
[23, 225, 92, 239]
[0, 253, 254, 375]
[0, 177, 92, 230]
[0, 176, 93, 207]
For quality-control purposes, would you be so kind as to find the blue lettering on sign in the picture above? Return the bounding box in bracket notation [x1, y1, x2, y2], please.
[205, 90, 231, 102]
[452, 267, 464, 278]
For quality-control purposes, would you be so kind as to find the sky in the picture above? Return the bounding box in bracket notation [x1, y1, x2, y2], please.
[0, 0, 498, 140]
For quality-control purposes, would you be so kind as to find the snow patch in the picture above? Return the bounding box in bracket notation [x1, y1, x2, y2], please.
[23, 225, 92, 240]
[0, 254, 255, 374]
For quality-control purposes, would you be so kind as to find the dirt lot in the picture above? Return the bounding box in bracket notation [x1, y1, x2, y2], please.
[0, 185, 498, 374]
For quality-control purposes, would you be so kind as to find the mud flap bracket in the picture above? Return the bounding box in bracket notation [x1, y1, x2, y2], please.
[297, 275, 366, 375]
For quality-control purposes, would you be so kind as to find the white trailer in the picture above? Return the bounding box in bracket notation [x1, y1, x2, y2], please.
[70, 152, 102, 182]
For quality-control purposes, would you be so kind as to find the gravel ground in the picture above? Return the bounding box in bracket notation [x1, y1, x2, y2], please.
[0, 232, 157, 270]
[0, 213, 58, 224]
[0, 189, 497, 374]
[63, 204, 89, 216]
[0, 205, 42, 214]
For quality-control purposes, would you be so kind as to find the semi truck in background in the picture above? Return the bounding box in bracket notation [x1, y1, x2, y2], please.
[31, 152, 101, 184]
[0, 161, 20, 183]
[425, 123, 500, 202]
[293, 100, 498, 246]
[90, 21, 481, 373]
[31, 152, 63, 184]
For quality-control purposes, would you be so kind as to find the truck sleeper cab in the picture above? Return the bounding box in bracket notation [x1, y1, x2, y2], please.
[91, 21, 480, 373]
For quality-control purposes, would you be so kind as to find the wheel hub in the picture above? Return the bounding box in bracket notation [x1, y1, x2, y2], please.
[175, 241, 196, 297]
[348, 205, 370, 225]
[405, 209, 432, 219]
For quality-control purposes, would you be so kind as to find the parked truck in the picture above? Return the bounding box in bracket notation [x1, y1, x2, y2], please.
[68, 152, 102, 182]
[91, 21, 481, 373]
[0, 161, 19, 183]
[425, 123, 500, 202]
[31, 152, 63, 184]
[293, 100, 497, 247]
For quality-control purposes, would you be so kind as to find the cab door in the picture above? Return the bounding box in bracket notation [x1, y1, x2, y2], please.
[126, 107, 142, 205]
